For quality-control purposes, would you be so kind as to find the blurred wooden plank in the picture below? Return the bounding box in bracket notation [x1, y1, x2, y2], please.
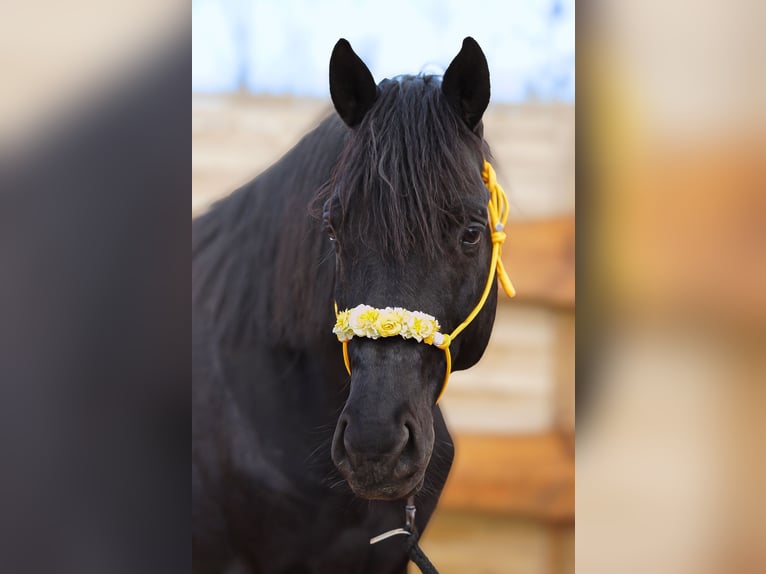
[554, 310, 575, 443]
[441, 433, 574, 523]
[444, 304, 557, 434]
[502, 217, 575, 308]
[484, 103, 575, 218]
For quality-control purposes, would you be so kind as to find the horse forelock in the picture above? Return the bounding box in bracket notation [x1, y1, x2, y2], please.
[317, 75, 490, 260]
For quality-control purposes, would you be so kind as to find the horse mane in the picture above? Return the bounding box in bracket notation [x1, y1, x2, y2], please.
[193, 116, 346, 349]
[313, 74, 490, 260]
[193, 74, 490, 349]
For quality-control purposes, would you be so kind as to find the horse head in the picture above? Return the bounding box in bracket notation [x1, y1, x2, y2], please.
[323, 38, 503, 501]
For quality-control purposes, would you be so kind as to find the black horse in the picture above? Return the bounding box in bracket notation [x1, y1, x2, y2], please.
[193, 37, 501, 573]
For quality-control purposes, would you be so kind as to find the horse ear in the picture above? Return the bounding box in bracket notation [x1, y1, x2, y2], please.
[329, 39, 378, 127]
[442, 37, 490, 131]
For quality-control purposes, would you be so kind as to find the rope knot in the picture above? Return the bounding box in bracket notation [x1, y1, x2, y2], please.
[491, 230, 507, 244]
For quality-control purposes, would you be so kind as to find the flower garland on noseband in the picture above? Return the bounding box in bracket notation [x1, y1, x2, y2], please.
[333, 160, 515, 403]
[333, 307, 443, 345]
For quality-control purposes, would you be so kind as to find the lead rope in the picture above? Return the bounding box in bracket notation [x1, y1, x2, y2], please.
[369, 497, 439, 574]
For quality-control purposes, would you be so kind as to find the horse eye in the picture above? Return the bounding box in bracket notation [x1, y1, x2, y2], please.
[461, 226, 483, 246]
[325, 225, 337, 242]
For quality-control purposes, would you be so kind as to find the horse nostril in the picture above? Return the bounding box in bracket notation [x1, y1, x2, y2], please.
[331, 418, 349, 464]
[394, 420, 418, 476]
[342, 425, 354, 457]
[403, 421, 416, 455]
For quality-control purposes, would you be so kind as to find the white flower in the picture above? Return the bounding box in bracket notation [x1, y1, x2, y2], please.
[405, 311, 440, 343]
[348, 305, 380, 339]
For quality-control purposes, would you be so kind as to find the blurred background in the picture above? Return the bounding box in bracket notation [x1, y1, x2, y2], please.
[192, 1, 575, 572]
[577, 2, 766, 573]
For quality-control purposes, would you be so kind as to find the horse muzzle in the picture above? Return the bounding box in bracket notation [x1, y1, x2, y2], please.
[331, 412, 433, 500]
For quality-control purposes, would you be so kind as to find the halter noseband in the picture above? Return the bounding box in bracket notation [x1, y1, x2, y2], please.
[332, 160, 515, 403]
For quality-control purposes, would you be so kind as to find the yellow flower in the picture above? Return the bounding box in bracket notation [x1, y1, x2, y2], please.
[375, 308, 403, 337]
[332, 309, 353, 341]
[349, 305, 380, 338]
[406, 311, 440, 342]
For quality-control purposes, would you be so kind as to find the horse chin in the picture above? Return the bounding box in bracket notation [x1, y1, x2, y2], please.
[348, 480, 423, 501]
[344, 471, 425, 501]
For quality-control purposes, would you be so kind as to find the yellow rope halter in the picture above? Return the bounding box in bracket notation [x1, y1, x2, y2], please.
[334, 160, 515, 403]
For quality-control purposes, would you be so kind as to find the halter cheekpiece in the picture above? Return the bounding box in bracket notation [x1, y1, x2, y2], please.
[332, 160, 515, 402]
